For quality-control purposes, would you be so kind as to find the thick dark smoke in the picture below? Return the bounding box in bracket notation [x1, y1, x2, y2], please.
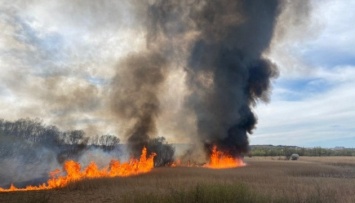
[112, 0, 281, 157]
[186, 0, 280, 156]
[0, 0, 308, 188]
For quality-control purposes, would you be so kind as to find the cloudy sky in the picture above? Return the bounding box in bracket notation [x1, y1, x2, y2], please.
[0, 0, 354, 147]
[253, 0, 355, 147]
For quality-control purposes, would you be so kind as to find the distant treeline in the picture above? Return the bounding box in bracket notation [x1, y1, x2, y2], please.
[250, 145, 355, 157]
[0, 118, 174, 166]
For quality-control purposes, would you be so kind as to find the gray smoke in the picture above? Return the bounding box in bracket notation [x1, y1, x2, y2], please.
[0, 0, 309, 162]
[0, 118, 125, 187]
[0, 0, 312, 188]
[110, 1, 191, 156]
[111, 51, 168, 156]
[111, 0, 282, 157]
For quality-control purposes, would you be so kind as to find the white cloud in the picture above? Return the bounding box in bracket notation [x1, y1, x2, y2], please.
[0, 0, 354, 147]
[0, 0, 147, 135]
[255, 0, 355, 147]
[309, 0, 355, 54]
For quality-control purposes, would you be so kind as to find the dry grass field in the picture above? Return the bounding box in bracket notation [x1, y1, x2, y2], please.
[1, 156, 354, 203]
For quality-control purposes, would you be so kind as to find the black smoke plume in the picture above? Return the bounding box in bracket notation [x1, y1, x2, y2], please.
[111, 0, 280, 157]
[186, 0, 280, 156]
[0, 0, 305, 188]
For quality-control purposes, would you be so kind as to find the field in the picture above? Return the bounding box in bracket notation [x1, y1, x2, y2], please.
[1, 156, 354, 203]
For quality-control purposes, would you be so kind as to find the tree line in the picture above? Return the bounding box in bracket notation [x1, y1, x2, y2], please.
[0, 118, 121, 146]
[250, 145, 355, 158]
[0, 118, 174, 166]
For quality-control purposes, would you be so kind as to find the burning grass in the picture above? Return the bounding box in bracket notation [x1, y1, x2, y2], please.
[171, 145, 246, 169]
[0, 147, 156, 192]
[0, 145, 246, 192]
[1, 157, 354, 203]
[204, 145, 246, 169]
[1, 145, 246, 193]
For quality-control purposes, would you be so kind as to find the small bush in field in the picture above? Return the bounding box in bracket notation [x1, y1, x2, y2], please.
[290, 154, 299, 160]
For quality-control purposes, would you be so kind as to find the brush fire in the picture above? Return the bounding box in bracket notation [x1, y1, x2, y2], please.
[0, 147, 156, 192]
[1, 0, 281, 195]
[0, 145, 245, 192]
[204, 146, 246, 169]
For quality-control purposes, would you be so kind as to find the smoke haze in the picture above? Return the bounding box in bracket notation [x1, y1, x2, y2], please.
[0, 1, 309, 159]
[109, 0, 282, 156]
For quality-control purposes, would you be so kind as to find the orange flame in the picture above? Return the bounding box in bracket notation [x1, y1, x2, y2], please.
[204, 145, 245, 169]
[0, 147, 156, 192]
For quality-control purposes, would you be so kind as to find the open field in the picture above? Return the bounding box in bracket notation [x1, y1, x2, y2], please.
[1, 157, 354, 203]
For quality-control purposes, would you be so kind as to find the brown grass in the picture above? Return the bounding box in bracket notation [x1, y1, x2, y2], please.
[1, 157, 354, 203]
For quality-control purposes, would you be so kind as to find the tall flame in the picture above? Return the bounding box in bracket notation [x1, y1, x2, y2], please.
[0, 147, 156, 192]
[204, 145, 245, 169]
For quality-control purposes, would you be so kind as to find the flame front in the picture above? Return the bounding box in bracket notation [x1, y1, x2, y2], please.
[204, 145, 245, 169]
[0, 147, 156, 192]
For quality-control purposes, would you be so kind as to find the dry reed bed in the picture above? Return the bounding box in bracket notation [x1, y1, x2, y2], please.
[0, 157, 354, 202]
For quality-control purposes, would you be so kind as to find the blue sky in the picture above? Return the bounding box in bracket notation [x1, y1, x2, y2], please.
[252, 0, 355, 147]
[0, 0, 354, 147]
